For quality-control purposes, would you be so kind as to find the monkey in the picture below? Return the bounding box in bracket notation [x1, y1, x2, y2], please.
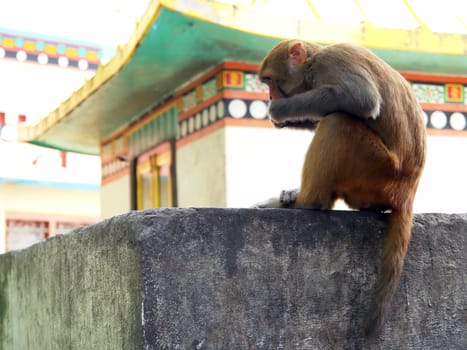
[254, 40, 426, 337]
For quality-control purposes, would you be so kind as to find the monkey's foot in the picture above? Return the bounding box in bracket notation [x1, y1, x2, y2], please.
[251, 189, 298, 208]
[279, 189, 298, 207]
[251, 197, 282, 209]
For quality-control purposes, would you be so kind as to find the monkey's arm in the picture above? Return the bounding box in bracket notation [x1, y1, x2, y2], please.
[269, 77, 381, 127]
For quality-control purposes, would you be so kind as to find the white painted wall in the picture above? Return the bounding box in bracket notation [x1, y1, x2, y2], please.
[97, 126, 467, 215]
[177, 129, 227, 207]
[224, 125, 467, 213]
[0, 183, 100, 253]
[224, 126, 312, 208]
[101, 174, 131, 219]
[416, 135, 467, 213]
[0, 183, 99, 216]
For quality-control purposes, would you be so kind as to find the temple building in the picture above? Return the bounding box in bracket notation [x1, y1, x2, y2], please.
[17, 0, 467, 219]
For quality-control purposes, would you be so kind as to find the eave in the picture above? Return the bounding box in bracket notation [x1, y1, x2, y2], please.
[18, 0, 467, 155]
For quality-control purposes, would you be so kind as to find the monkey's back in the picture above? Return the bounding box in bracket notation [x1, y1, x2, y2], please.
[315, 43, 426, 179]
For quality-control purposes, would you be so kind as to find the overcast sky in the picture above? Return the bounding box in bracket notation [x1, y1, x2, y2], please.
[0, 0, 465, 59]
[0, 0, 151, 58]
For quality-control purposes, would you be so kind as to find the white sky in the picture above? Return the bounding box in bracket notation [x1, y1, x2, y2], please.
[217, 0, 467, 33]
[0, 0, 465, 54]
[0, 0, 151, 59]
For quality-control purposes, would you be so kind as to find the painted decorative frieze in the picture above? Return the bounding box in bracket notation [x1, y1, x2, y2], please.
[182, 90, 198, 112]
[411, 83, 445, 104]
[202, 78, 217, 100]
[412, 82, 466, 104]
[245, 73, 268, 93]
[0, 30, 101, 70]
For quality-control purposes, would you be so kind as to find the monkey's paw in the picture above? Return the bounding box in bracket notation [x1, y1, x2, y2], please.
[268, 100, 321, 129]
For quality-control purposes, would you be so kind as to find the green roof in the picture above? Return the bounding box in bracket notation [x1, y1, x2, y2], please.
[19, 1, 467, 155]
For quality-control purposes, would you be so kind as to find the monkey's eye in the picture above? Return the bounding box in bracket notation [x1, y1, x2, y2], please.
[260, 77, 272, 87]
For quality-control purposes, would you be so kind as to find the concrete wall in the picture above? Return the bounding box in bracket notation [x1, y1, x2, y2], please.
[0, 213, 143, 350]
[101, 174, 131, 219]
[1, 209, 465, 349]
[177, 129, 227, 207]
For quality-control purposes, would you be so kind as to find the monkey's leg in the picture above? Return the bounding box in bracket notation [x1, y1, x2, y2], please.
[253, 113, 397, 210]
[294, 113, 406, 337]
[295, 113, 399, 210]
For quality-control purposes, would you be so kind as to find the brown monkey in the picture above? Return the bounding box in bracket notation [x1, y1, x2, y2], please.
[255, 40, 426, 337]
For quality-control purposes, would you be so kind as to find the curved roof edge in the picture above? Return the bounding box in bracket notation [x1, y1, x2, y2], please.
[18, 0, 467, 155]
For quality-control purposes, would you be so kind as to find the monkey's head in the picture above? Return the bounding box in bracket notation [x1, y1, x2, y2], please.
[259, 40, 321, 100]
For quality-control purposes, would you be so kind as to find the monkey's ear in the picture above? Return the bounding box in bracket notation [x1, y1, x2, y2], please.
[288, 41, 308, 67]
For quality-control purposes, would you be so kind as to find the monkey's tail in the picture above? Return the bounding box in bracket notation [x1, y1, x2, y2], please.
[365, 208, 413, 338]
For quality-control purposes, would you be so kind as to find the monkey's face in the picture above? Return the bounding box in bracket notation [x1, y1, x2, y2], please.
[260, 76, 308, 101]
[259, 41, 312, 100]
[258, 40, 321, 130]
[259, 60, 308, 101]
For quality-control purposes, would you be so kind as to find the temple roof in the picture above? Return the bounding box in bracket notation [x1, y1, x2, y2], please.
[18, 0, 467, 155]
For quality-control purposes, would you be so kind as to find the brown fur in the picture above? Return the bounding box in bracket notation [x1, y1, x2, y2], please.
[256, 40, 426, 337]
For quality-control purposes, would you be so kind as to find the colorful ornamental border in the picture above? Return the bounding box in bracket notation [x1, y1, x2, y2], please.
[177, 100, 467, 141]
[412, 82, 467, 105]
[177, 70, 467, 113]
[0, 32, 101, 70]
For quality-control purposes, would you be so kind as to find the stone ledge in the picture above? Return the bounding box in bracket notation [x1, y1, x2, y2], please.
[1, 209, 466, 349]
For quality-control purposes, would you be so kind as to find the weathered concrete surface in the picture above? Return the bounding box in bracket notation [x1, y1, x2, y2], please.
[140, 209, 466, 350]
[0, 213, 143, 350]
[1, 209, 466, 349]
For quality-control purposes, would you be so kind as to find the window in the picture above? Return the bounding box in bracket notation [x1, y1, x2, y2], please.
[136, 149, 173, 209]
[6, 219, 49, 251]
[5, 216, 95, 252]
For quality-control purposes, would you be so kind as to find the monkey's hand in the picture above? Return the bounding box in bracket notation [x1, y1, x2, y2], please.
[251, 190, 298, 208]
[268, 98, 322, 130]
